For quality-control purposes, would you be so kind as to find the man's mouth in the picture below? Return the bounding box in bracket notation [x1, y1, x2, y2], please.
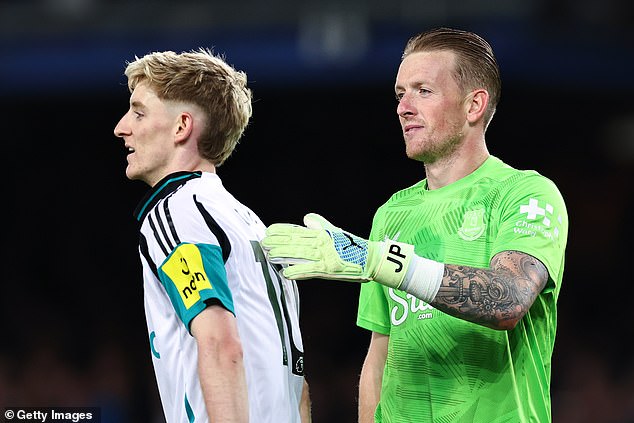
[404, 124, 423, 134]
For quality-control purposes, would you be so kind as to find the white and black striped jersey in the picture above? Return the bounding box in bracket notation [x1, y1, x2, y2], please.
[133, 171, 305, 423]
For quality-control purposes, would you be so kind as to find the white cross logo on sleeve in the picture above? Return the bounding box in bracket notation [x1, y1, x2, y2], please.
[518, 198, 562, 237]
[519, 198, 546, 220]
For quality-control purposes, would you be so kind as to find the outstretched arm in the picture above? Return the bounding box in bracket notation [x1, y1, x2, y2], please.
[262, 214, 548, 330]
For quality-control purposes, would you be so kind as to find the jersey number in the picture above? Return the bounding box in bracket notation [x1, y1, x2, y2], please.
[251, 241, 304, 376]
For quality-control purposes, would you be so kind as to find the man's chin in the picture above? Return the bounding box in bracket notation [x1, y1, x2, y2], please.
[125, 167, 142, 182]
[406, 149, 434, 164]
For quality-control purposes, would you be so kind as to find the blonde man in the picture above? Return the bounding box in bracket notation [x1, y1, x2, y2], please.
[114, 49, 310, 423]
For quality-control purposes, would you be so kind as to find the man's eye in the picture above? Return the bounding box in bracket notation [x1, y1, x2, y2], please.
[134, 111, 144, 118]
[395, 93, 403, 102]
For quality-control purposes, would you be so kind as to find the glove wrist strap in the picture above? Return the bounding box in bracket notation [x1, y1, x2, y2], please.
[371, 241, 415, 289]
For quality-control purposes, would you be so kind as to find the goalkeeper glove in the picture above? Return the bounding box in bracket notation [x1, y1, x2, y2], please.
[262, 213, 444, 302]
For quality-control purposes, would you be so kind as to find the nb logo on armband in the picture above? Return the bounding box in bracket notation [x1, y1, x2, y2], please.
[180, 259, 207, 300]
[161, 243, 214, 310]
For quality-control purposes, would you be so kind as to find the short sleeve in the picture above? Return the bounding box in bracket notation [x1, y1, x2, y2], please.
[158, 242, 235, 332]
[357, 281, 391, 334]
[491, 174, 569, 289]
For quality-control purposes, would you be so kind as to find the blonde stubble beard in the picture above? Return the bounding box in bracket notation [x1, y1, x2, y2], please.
[406, 127, 466, 168]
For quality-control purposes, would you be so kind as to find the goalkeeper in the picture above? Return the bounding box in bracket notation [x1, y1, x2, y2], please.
[262, 27, 568, 423]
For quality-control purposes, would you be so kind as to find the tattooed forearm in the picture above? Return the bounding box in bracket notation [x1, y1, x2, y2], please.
[431, 251, 548, 330]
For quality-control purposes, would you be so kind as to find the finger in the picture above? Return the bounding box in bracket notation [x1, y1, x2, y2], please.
[303, 213, 339, 232]
[282, 263, 325, 280]
[282, 264, 363, 282]
[265, 223, 319, 238]
[265, 246, 323, 262]
[268, 256, 312, 265]
[261, 234, 323, 249]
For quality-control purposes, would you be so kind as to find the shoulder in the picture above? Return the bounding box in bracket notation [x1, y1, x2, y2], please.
[162, 172, 230, 219]
[501, 169, 565, 209]
[140, 172, 236, 244]
[489, 160, 569, 241]
[380, 180, 426, 208]
[135, 171, 207, 222]
[493, 156, 558, 183]
[485, 158, 565, 205]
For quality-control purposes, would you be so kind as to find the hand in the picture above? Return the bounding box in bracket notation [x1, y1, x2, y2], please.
[261, 213, 414, 289]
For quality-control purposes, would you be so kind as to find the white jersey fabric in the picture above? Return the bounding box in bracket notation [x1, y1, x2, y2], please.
[133, 171, 305, 423]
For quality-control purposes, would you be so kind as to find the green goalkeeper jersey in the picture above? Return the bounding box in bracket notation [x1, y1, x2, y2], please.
[357, 156, 568, 423]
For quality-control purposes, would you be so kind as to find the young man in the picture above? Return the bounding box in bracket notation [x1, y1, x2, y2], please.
[262, 28, 568, 422]
[114, 49, 310, 423]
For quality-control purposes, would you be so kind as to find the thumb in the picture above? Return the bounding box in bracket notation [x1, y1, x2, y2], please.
[303, 213, 339, 232]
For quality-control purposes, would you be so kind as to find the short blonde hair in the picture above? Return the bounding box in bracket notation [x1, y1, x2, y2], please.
[124, 48, 253, 166]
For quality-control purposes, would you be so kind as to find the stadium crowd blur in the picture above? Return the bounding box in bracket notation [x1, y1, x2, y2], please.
[1, 0, 633, 421]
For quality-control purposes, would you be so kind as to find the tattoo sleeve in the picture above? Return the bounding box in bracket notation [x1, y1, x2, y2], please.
[431, 251, 549, 329]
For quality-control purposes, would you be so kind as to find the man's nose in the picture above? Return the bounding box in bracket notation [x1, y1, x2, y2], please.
[397, 95, 414, 117]
[114, 115, 128, 138]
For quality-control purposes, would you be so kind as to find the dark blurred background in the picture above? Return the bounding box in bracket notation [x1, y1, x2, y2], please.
[1, 0, 633, 422]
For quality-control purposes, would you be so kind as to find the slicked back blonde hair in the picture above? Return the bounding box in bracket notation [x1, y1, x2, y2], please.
[403, 28, 501, 130]
[124, 48, 252, 166]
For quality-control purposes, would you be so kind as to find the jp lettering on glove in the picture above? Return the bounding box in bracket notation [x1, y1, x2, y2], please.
[261, 213, 444, 303]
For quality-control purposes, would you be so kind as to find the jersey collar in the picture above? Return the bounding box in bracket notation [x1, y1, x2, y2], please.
[133, 171, 202, 222]
[421, 155, 502, 196]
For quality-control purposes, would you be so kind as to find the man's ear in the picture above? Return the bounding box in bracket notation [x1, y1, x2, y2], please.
[466, 89, 489, 125]
[174, 112, 194, 144]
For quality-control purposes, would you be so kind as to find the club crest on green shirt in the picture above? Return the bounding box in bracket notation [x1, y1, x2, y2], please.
[457, 207, 486, 241]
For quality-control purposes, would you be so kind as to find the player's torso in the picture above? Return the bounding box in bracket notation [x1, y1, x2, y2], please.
[377, 174, 508, 362]
[373, 160, 539, 422]
[139, 173, 304, 422]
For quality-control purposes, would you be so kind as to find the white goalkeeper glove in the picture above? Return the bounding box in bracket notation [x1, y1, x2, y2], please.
[261, 213, 444, 303]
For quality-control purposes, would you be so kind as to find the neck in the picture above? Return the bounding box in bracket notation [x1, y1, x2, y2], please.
[147, 158, 216, 187]
[424, 143, 489, 190]
[173, 154, 216, 175]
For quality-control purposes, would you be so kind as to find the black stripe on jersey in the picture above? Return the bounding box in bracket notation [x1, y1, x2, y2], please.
[148, 213, 169, 256]
[153, 205, 175, 252]
[163, 195, 181, 246]
[139, 233, 159, 280]
[134, 171, 202, 222]
[193, 194, 231, 263]
[273, 270, 305, 376]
